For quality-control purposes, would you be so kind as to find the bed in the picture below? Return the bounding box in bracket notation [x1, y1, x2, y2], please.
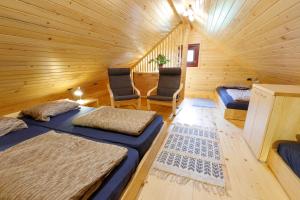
[216, 86, 249, 121]
[0, 124, 139, 200]
[0, 124, 49, 151]
[20, 106, 164, 157]
[268, 142, 300, 200]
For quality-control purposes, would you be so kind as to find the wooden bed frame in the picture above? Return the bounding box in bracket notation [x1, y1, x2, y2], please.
[121, 122, 168, 200]
[268, 148, 300, 200]
[215, 91, 247, 121]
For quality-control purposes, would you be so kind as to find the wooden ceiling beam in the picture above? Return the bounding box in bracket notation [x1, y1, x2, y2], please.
[167, 0, 193, 29]
[167, 0, 182, 22]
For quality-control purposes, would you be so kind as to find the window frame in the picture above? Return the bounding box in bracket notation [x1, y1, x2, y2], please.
[186, 43, 200, 67]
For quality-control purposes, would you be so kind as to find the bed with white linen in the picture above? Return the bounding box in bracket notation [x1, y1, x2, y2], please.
[216, 86, 250, 121]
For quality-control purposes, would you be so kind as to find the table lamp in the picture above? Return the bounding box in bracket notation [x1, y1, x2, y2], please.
[74, 87, 83, 101]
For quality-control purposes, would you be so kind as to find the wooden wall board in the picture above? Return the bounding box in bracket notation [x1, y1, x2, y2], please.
[185, 28, 256, 95]
[133, 72, 159, 97]
[183, 0, 300, 85]
[0, 0, 180, 115]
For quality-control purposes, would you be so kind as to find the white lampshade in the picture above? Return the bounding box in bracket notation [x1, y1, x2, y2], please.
[182, 5, 194, 22]
[187, 8, 193, 16]
[74, 87, 83, 99]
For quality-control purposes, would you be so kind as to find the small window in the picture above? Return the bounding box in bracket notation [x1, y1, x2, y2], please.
[187, 50, 194, 62]
[186, 43, 199, 67]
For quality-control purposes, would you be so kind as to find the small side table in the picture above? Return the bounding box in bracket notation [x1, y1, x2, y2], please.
[77, 98, 99, 107]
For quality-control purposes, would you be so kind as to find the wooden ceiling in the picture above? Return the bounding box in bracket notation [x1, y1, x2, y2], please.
[0, 0, 180, 66]
[0, 0, 180, 113]
[173, 0, 300, 84]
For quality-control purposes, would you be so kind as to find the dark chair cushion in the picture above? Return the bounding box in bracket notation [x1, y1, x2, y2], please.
[147, 95, 173, 101]
[108, 68, 131, 76]
[159, 68, 181, 75]
[114, 94, 139, 101]
[157, 68, 181, 97]
[108, 68, 135, 96]
[109, 75, 134, 96]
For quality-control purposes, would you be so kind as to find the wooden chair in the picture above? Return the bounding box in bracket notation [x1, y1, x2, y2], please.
[107, 68, 141, 109]
[147, 68, 183, 116]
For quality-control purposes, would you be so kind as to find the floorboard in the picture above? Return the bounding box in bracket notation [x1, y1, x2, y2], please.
[136, 98, 288, 200]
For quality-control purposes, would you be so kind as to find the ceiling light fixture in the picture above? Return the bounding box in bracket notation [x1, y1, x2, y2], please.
[182, 5, 194, 22]
[188, 15, 195, 22]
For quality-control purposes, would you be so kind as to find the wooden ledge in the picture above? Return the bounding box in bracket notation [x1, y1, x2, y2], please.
[121, 122, 168, 200]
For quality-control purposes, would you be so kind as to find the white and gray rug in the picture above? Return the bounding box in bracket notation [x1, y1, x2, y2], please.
[191, 98, 216, 108]
[153, 123, 225, 188]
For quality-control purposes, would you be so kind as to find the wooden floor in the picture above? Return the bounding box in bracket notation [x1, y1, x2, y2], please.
[136, 98, 288, 200]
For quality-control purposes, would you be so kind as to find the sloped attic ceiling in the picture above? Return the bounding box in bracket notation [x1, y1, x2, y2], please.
[0, 0, 180, 113]
[174, 0, 300, 84]
[0, 0, 180, 66]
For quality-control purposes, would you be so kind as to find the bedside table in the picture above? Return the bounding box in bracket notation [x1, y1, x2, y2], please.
[77, 98, 99, 107]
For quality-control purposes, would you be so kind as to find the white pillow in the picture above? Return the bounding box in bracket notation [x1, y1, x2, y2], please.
[0, 117, 28, 136]
[20, 99, 80, 121]
[226, 89, 251, 102]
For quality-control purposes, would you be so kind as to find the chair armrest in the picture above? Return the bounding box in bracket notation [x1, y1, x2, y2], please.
[107, 84, 114, 98]
[147, 85, 158, 97]
[173, 83, 183, 100]
[130, 75, 141, 97]
[133, 85, 141, 97]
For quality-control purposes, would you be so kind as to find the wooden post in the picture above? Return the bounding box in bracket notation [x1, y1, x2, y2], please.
[180, 23, 191, 101]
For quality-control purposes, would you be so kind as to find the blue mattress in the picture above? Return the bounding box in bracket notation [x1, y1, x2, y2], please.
[0, 125, 49, 151]
[91, 146, 138, 200]
[0, 125, 139, 200]
[216, 87, 249, 110]
[21, 106, 164, 157]
[278, 142, 300, 178]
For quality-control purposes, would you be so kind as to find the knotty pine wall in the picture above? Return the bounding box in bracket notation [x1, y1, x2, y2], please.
[185, 28, 257, 98]
[0, 65, 108, 115]
[188, 0, 300, 85]
[217, 0, 300, 84]
[133, 72, 159, 97]
[0, 0, 179, 115]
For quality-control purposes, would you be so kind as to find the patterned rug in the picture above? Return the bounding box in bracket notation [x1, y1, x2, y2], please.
[191, 98, 216, 108]
[153, 123, 225, 188]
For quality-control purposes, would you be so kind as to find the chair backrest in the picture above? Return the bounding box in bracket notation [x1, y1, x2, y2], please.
[157, 67, 181, 97]
[108, 68, 134, 96]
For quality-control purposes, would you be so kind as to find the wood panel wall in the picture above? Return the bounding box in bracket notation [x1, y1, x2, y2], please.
[133, 72, 159, 97]
[186, 0, 300, 85]
[0, 0, 180, 115]
[185, 28, 257, 98]
[218, 0, 300, 84]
